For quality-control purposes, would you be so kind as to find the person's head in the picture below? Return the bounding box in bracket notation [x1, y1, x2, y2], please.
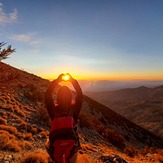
[57, 86, 72, 108]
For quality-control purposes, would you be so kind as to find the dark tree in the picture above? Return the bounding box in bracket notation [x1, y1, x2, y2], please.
[0, 42, 15, 61]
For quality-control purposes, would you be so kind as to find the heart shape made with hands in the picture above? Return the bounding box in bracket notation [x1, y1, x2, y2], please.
[62, 74, 70, 81]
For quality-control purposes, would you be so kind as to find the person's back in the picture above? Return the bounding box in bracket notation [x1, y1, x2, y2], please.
[45, 73, 83, 163]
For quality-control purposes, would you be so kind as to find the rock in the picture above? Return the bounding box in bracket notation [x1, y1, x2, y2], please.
[1, 155, 13, 163]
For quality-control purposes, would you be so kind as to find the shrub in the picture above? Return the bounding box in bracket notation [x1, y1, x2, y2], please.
[0, 132, 22, 152]
[15, 117, 25, 124]
[30, 127, 37, 134]
[78, 113, 91, 128]
[3, 139, 22, 152]
[38, 131, 48, 139]
[104, 129, 125, 149]
[124, 145, 138, 157]
[0, 130, 15, 139]
[2, 104, 14, 112]
[16, 132, 24, 140]
[24, 84, 44, 102]
[141, 146, 161, 156]
[36, 106, 50, 125]
[0, 132, 9, 149]
[95, 124, 105, 135]
[20, 141, 32, 150]
[0, 117, 7, 125]
[14, 105, 26, 117]
[157, 150, 163, 162]
[0, 110, 7, 118]
[38, 127, 45, 132]
[20, 152, 49, 163]
[24, 133, 34, 141]
[0, 124, 17, 135]
[17, 122, 28, 131]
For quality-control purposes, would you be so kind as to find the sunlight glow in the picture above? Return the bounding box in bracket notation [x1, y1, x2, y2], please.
[41, 72, 163, 81]
[62, 74, 70, 81]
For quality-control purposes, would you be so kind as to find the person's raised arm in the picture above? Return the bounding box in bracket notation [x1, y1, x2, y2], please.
[68, 74, 83, 118]
[45, 74, 64, 119]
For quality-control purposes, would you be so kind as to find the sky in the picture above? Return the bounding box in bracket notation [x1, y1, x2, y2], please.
[0, 0, 163, 81]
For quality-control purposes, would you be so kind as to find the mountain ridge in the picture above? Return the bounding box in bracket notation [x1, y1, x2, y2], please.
[85, 85, 163, 139]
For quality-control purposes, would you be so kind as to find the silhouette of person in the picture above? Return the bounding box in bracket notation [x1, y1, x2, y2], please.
[45, 73, 83, 162]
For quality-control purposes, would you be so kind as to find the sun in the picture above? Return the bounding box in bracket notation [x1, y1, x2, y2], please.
[62, 74, 70, 81]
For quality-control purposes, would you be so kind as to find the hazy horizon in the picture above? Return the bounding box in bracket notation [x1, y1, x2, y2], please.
[52, 77, 163, 92]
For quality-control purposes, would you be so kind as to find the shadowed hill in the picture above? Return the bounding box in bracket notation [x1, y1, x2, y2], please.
[85, 86, 163, 139]
[83, 96, 163, 148]
[0, 62, 163, 163]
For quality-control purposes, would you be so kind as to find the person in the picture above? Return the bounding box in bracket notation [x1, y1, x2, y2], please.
[45, 73, 83, 163]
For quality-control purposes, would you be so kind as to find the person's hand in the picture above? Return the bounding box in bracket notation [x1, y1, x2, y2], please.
[66, 73, 74, 82]
[57, 74, 64, 82]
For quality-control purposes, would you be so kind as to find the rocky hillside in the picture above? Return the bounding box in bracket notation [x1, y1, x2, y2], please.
[0, 62, 163, 163]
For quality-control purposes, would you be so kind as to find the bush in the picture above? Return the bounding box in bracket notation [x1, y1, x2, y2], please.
[21, 141, 32, 150]
[24, 133, 34, 141]
[36, 106, 50, 125]
[0, 124, 17, 135]
[38, 131, 48, 139]
[21, 152, 49, 163]
[124, 145, 138, 157]
[0, 132, 22, 152]
[0, 130, 15, 139]
[141, 146, 161, 156]
[2, 104, 14, 112]
[30, 127, 37, 134]
[0, 117, 7, 125]
[17, 122, 27, 131]
[14, 105, 26, 117]
[79, 113, 91, 128]
[104, 129, 125, 149]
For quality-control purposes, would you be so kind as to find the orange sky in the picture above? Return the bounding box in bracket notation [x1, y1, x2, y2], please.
[41, 71, 163, 81]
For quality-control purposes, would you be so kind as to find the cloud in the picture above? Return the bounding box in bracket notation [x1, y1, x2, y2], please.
[9, 33, 41, 47]
[9, 34, 30, 42]
[0, 3, 18, 25]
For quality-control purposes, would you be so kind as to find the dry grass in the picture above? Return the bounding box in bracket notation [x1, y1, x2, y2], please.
[79, 111, 126, 150]
[0, 130, 16, 139]
[0, 130, 32, 151]
[79, 113, 92, 128]
[0, 117, 7, 125]
[0, 124, 17, 135]
[30, 126, 38, 134]
[21, 141, 32, 150]
[0, 110, 7, 118]
[13, 105, 26, 117]
[103, 129, 126, 150]
[36, 106, 50, 125]
[76, 153, 94, 163]
[38, 131, 48, 139]
[17, 122, 28, 131]
[124, 145, 138, 157]
[20, 152, 49, 163]
[24, 133, 34, 141]
[0, 130, 22, 152]
[1, 104, 14, 112]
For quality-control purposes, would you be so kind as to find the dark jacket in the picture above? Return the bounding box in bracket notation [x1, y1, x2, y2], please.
[45, 78, 83, 123]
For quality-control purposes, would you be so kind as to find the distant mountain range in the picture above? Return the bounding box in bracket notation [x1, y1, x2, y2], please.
[80, 80, 163, 92]
[85, 86, 163, 139]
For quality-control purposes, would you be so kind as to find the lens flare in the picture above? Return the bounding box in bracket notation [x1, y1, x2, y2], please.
[62, 74, 70, 81]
